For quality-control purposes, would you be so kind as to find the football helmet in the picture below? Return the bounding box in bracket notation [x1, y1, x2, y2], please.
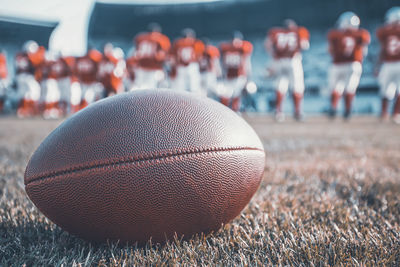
[104, 42, 114, 57]
[385, 7, 400, 24]
[233, 30, 243, 41]
[233, 31, 244, 47]
[23, 40, 39, 54]
[112, 47, 125, 60]
[45, 51, 59, 62]
[148, 22, 162, 33]
[284, 19, 298, 30]
[182, 28, 196, 38]
[201, 37, 210, 46]
[337, 11, 360, 30]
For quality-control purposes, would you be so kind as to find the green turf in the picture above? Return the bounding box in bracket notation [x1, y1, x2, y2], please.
[0, 117, 399, 266]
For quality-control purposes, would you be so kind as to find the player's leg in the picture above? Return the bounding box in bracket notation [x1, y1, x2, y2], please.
[58, 77, 69, 116]
[94, 83, 105, 102]
[125, 70, 135, 92]
[79, 83, 90, 110]
[291, 57, 305, 121]
[0, 78, 6, 113]
[16, 74, 34, 117]
[378, 63, 395, 121]
[219, 78, 234, 108]
[328, 64, 345, 119]
[131, 68, 145, 90]
[393, 94, 400, 124]
[381, 97, 390, 121]
[141, 69, 155, 89]
[188, 63, 202, 95]
[26, 74, 41, 117]
[273, 60, 289, 121]
[43, 78, 54, 115]
[55, 78, 65, 117]
[230, 76, 247, 112]
[200, 72, 208, 95]
[343, 62, 362, 120]
[16, 74, 27, 117]
[207, 72, 218, 97]
[43, 78, 62, 119]
[34, 75, 42, 116]
[126, 77, 135, 92]
[171, 66, 186, 91]
[70, 80, 82, 114]
[220, 96, 230, 107]
[275, 75, 289, 122]
[292, 92, 303, 121]
[343, 93, 355, 120]
[200, 71, 217, 97]
[154, 69, 165, 89]
[138, 69, 156, 90]
[392, 70, 400, 124]
[231, 97, 240, 112]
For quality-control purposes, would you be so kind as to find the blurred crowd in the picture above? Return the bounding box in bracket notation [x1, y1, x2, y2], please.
[0, 7, 399, 123]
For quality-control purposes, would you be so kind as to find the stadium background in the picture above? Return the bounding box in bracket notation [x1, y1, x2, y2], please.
[0, 0, 395, 113]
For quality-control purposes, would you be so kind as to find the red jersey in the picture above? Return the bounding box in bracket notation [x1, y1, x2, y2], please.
[35, 59, 52, 82]
[377, 24, 400, 62]
[74, 49, 102, 84]
[328, 28, 370, 63]
[63, 56, 78, 82]
[0, 53, 7, 79]
[170, 37, 205, 66]
[199, 45, 220, 73]
[98, 54, 125, 93]
[268, 27, 309, 59]
[46, 57, 71, 80]
[135, 32, 171, 69]
[220, 40, 253, 78]
[15, 46, 45, 75]
[63, 56, 76, 69]
[15, 53, 34, 74]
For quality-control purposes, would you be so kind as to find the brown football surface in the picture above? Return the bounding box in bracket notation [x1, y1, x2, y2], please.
[1, 115, 399, 265]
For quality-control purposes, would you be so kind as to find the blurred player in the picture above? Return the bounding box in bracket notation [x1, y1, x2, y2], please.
[167, 59, 177, 88]
[170, 28, 205, 94]
[36, 52, 64, 119]
[74, 47, 103, 110]
[98, 43, 126, 96]
[199, 38, 221, 96]
[15, 40, 45, 118]
[52, 53, 74, 116]
[59, 55, 81, 115]
[376, 7, 400, 123]
[328, 12, 370, 120]
[0, 50, 8, 113]
[266, 19, 310, 121]
[219, 31, 253, 112]
[125, 49, 136, 91]
[130, 23, 170, 90]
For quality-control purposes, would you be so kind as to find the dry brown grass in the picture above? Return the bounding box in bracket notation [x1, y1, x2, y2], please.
[1, 116, 399, 266]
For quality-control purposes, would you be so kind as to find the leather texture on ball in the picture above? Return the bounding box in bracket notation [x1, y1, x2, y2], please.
[24, 89, 265, 244]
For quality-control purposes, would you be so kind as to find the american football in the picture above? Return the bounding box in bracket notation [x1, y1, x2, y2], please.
[24, 90, 265, 244]
[1, 0, 400, 265]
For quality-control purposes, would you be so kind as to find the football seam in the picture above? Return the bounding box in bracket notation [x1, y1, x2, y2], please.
[25, 146, 264, 185]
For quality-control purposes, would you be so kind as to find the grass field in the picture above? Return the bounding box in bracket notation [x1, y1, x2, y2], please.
[0, 116, 399, 266]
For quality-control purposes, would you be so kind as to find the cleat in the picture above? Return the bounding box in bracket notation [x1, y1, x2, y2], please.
[275, 112, 285, 122]
[294, 112, 304, 122]
[328, 109, 337, 119]
[393, 114, 400, 125]
[343, 110, 352, 121]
